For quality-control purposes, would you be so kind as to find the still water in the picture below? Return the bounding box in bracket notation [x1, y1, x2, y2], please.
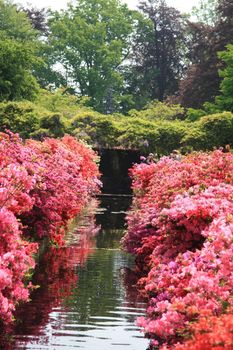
[3, 196, 149, 350]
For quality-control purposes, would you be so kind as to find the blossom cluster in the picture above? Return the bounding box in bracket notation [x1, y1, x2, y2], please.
[0, 132, 100, 324]
[161, 309, 233, 350]
[123, 150, 233, 348]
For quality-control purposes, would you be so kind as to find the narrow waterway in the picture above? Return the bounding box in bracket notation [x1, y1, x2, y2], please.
[5, 196, 149, 350]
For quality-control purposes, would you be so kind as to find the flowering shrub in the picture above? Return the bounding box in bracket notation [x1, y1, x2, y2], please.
[21, 135, 100, 244]
[123, 150, 233, 348]
[0, 132, 100, 324]
[163, 310, 233, 350]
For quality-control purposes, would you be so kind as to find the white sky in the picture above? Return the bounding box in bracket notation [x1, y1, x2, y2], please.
[18, 0, 200, 13]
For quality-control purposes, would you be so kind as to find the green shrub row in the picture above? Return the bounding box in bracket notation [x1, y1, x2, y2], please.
[1, 91, 233, 154]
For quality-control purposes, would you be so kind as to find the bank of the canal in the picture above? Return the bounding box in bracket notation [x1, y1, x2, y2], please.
[2, 196, 149, 350]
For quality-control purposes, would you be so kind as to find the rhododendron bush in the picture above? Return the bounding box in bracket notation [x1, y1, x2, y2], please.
[123, 150, 233, 349]
[0, 132, 100, 325]
[162, 309, 233, 350]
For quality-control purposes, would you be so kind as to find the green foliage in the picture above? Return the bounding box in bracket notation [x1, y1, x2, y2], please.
[70, 102, 186, 153]
[181, 124, 207, 151]
[0, 1, 43, 101]
[2, 94, 233, 156]
[116, 118, 160, 151]
[199, 112, 233, 148]
[127, 0, 186, 104]
[182, 112, 233, 150]
[0, 0, 37, 40]
[69, 107, 233, 153]
[120, 12, 155, 110]
[156, 121, 186, 154]
[202, 101, 222, 115]
[71, 111, 121, 147]
[191, 0, 218, 26]
[186, 108, 206, 122]
[191, 44, 233, 114]
[47, 0, 135, 112]
[215, 44, 233, 112]
[128, 101, 185, 121]
[0, 101, 40, 138]
[34, 88, 91, 118]
[0, 101, 67, 139]
[0, 38, 39, 101]
[177, 0, 233, 109]
[39, 114, 66, 138]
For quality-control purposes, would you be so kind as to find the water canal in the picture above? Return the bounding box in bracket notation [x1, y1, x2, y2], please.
[4, 196, 149, 350]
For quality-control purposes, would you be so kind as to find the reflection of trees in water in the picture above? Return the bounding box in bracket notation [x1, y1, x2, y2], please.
[0, 210, 98, 349]
[63, 247, 148, 327]
[96, 228, 125, 249]
[95, 195, 131, 230]
[64, 249, 128, 324]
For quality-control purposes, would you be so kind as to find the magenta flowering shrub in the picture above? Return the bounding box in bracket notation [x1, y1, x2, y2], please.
[123, 151, 233, 348]
[0, 133, 38, 323]
[21, 135, 100, 244]
[163, 309, 233, 350]
[0, 132, 100, 324]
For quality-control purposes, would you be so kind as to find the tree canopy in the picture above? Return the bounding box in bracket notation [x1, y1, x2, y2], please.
[126, 0, 186, 107]
[46, 0, 135, 112]
[0, 0, 41, 101]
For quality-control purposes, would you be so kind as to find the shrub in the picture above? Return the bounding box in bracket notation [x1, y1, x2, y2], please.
[182, 112, 233, 151]
[0, 101, 68, 139]
[199, 112, 233, 148]
[0, 132, 100, 324]
[71, 112, 120, 148]
[123, 150, 233, 348]
[0, 101, 40, 138]
[168, 311, 233, 350]
[128, 101, 185, 121]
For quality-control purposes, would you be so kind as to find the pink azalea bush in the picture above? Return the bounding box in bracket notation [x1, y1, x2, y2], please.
[161, 309, 233, 350]
[123, 150, 233, 348]
[21, 135, 100, 244]
[0, 132, 100, 324]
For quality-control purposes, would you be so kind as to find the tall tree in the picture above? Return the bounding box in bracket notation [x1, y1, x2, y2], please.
[192, 0, 218, 26]
[22, 7, 48, 34]
[214, 44, 233, 112]
[0, 0, 36, 40]
[0, 37, 39, 101]
[126, 0, 186, 106]
[0, 0, 41, 101]
[176, 21, 218, 108]
[177, 0, 233, 108]
[47, 0, 134, 112]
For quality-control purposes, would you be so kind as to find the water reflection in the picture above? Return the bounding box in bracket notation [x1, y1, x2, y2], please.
[1, 196, 149, 350]
[95, 194, 132, 230]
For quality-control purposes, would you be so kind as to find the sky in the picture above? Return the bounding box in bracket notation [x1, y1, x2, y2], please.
[18, 0, 200, 13]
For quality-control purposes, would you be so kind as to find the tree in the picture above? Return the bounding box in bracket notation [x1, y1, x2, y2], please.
[0, 0, 36, 40]
[214, 44, 233, 112]
[0, 0, 43, 101]
[176, 21, 219, 108]
[177, 0, 233, 109]
[217, 0, 233, 19]
[47, 0, 134, 112]
[0, 38, 39, 101]
[22, 6, 49, 34]
[126, 0, 186, 106]
[119, 12, 155, 110]
[192, 0, 218, 26]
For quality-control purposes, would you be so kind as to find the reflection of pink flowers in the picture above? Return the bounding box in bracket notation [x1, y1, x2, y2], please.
[123, 150, 233, 348]
[0, 132, 100, 324]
